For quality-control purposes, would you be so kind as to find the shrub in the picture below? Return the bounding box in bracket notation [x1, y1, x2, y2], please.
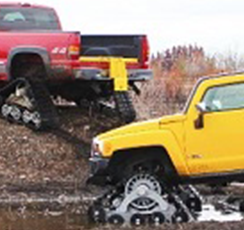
[133, 45, 242, 120]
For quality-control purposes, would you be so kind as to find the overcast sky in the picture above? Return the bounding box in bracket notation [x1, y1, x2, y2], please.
[13, 0, 244, 55]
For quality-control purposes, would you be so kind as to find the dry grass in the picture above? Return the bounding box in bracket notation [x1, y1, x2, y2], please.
[133, 45, 244, 120]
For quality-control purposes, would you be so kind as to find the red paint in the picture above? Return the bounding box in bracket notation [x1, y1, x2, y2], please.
[0, 3, 150, 81]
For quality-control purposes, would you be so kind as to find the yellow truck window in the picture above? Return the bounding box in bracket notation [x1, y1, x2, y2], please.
[202, 82, 244, 112]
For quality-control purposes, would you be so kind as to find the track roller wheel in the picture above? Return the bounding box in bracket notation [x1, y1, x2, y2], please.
[172, 210, 189, 223]
[130, 213, 146, 226]
[87, 205, 106, 224]
[23, 110, 42, 131]
[108, 214, 124, 225]
[1, 104, 11, 118]
[22, 109, 32, 124]
[148, 212, 165, 226]
[31, 111, 42, 130]
[10, 105, 22, 122]
[186, 197, 202, 212]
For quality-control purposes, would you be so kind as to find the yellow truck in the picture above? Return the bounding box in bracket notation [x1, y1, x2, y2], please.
[87, 72, 244, 226]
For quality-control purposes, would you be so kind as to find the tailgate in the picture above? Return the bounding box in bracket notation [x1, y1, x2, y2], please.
[80, 35, 144, 60]
[76, 35, 151, 82]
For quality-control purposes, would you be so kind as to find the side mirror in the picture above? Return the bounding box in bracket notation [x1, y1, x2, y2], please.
[194, 102, 206, 129]
[195, 102, 207, 113]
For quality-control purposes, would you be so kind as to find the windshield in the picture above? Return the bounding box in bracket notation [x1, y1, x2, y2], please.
[0, 7, 60, 31]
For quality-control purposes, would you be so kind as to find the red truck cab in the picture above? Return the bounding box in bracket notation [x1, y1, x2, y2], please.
[0, 2, 62, 31]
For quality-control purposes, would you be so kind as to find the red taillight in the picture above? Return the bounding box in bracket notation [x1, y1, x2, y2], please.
[141, 36, 150, 69]
[68, 45, 80, 60]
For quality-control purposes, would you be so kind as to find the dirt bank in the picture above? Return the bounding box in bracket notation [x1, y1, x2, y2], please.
[0, 105, 121, 187]
[1, 104, 244, 230]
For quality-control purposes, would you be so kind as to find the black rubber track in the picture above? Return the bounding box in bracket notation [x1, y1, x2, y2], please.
[0, 78, 59, 130]
[114, 91, 136, 124]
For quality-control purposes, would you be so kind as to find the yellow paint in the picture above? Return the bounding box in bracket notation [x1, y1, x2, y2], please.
[79, 56, 138, 64]
[94, 73, 244, 177]
[109, 58, 128, 91]
[96, 115, 190, 175]
[79, 56, 137, 91]
[185, 74, 244, 175]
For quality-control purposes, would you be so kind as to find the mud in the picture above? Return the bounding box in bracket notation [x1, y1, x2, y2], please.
[0, 104, 122, 186]
[1, 104, 244, 229]
[1, 193, 244, 230]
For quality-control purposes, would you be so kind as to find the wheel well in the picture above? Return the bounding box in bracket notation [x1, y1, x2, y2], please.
[10, 53, 47, 80]
[107, 146, 179, 184]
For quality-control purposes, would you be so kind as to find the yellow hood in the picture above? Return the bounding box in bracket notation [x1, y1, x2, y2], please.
[97, 113, 185, 140]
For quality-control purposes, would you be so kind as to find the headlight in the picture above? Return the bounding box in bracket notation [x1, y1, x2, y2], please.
[91, 138, 103, 157]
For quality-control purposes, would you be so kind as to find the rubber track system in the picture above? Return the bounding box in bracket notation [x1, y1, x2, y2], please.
[0, 78, 58, 131]
[87, 173, 202, 226]
[114, 92, 136, 124]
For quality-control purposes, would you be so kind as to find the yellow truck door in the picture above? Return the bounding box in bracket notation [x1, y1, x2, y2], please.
[185, 81, 244, 175]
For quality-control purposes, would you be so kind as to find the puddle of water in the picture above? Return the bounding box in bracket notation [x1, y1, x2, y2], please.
[198, 204, 243, 222]
[0, 210, 88, 230]
[0, 202, 243, 230]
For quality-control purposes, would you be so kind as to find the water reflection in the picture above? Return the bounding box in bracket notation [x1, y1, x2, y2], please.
[0, 210, 88, 230]
[0, 200, 243, 229]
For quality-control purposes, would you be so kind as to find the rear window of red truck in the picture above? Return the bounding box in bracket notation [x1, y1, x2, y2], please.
[0, 7, 60, 30]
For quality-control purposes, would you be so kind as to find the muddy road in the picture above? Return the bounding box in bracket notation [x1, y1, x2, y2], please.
[1, 186, 244, 230]
[1, 104, 244, 229]
[1, 198, 244, 230]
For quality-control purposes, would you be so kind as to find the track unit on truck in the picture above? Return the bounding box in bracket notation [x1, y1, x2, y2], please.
[0, 78, 58, 130]
[0, 3, 152, 130]
[87, 72, 244, 225]
[88, 173, 202, 226]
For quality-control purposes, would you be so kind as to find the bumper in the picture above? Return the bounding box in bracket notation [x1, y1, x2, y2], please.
[87, 156, 110, 185]
[74, 68, 152, 81]
[89, 156, 109, 175]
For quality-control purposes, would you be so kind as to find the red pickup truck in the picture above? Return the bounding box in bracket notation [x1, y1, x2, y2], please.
[0, 3, 152, 130]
